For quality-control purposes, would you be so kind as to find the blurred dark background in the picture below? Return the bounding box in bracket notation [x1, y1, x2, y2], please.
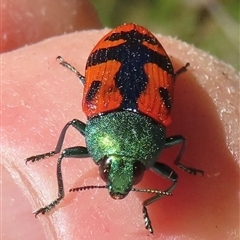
[91, 0, 239, 70]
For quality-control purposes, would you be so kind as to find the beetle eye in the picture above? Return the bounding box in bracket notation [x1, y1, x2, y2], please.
[132, 161, 146, 185]
[98, 157, 111, 182]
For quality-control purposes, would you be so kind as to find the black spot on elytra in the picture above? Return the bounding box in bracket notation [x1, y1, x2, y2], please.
[86, 81, 102, 102]
[159, 87, 171, 109]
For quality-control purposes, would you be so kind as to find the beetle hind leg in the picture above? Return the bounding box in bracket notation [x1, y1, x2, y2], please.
[174, 62, 190, 78]
[57, 56, 85, 84]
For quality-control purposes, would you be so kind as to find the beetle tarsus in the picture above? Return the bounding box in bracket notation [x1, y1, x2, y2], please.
[143, 206, 154, 234]
[25, 151, 55, 164]
[33, 197, 62, 217]
[56, 56, 85, 84]
[177, 163, 204, 176]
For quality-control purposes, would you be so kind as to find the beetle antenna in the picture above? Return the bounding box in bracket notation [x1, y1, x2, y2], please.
[131, 188, 172, 196]
[69, 185, 107, 192]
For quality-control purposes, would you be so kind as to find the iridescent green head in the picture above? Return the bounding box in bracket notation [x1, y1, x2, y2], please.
[85, 111, 166, 199]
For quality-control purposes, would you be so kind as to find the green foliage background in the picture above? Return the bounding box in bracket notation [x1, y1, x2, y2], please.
[91, 0, 239, 70]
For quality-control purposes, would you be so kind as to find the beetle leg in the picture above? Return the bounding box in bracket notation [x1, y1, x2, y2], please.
[173, 62, 190, 78]
[143, 162, 177, 234]
[33, 146, 89, 216]
[25, 119, 86, 164]
[165, 135, 204, 175]
[57, 56, 85, 85]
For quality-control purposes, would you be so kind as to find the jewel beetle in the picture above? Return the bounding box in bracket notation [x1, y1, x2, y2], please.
[26, 23, 204, 234]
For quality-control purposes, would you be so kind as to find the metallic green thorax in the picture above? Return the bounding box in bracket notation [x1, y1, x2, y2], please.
[85, 111, 166, 195]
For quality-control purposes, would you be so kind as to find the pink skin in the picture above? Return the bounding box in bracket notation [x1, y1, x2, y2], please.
[1, 0, 101, 53]
[2, 1, 239, 240]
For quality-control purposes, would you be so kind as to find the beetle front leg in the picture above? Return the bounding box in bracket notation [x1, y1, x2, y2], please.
[33, 146, 89, 216]
[165, 135, 204, 175]
[143, 162, 178, 234]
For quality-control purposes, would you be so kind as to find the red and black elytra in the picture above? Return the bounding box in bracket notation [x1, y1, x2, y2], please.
[84, 23, 177, 126]
[25, 23, 203, 234]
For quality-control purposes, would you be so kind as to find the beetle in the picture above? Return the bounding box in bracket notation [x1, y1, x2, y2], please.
[26, 23, 203, 234]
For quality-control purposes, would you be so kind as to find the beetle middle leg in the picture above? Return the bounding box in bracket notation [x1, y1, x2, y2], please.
[25, 119, 86, 164]
[165, 135, 204, 175]
[25, 119, 89, 215]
